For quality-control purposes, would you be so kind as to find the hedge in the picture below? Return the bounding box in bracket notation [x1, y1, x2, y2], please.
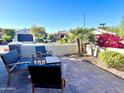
[98, 50, 124, 68]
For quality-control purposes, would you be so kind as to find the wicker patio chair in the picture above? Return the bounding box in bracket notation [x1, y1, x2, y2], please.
[1, 49, 34, 86]
[35, 46, 52, 62]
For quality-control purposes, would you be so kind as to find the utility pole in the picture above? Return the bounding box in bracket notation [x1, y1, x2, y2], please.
[83, 14, 86, 29]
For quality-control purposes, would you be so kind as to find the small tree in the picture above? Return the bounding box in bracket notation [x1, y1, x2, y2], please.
[3, 29, 15, 42]
[48, 34, 56, 41]
[3, 35, 11, 42]
[30, 25, 46, 42]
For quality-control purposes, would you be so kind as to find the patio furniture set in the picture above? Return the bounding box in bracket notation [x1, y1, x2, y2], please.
[0, 46, 65, 93]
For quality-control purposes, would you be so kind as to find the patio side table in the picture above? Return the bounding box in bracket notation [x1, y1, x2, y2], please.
[45, 56, 61, 64]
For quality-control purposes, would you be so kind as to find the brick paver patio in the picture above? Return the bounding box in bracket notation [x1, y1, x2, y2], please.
[0, 57, 124, 93]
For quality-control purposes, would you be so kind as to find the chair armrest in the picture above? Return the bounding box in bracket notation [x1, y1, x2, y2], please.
[7, 61, 30, 67]
[17, 61, 31, 64]
[7, 60, 33, 72]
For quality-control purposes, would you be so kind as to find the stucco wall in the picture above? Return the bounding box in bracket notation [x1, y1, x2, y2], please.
[106, 48, 124, 54]
[21, 44, 78, 56]
[85, 45, 124, 57]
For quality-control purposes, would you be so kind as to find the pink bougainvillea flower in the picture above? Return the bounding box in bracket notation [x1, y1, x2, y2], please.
[97, 33, 124, 48]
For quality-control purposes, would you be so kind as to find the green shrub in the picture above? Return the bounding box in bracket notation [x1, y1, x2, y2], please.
[3, 35, 11, 42]
[98, 50, 124, 68]
[57, 38, 68, 44]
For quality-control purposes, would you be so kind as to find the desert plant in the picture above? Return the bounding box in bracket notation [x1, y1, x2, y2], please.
[69, 28, 95, 55]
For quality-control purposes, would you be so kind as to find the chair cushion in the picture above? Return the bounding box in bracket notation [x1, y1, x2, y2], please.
[28, 64, 62, 89]
[20, 57, 33, 64]
[2, 50, 19, 65]
[18, 64, 29, 70]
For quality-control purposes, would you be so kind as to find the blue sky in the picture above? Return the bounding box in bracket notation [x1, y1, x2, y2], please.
[0, 0, 124, 33]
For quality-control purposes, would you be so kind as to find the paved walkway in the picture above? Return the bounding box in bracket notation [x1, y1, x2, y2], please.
[0, 57, 124, 93]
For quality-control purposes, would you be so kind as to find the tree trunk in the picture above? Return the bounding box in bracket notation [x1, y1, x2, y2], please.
[81, 43, 84, 54]
[84, 43, 87, 54]
[76, 38, 80, 55]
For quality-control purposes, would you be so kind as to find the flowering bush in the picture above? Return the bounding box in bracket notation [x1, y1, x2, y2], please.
[97, 34, 124, 48]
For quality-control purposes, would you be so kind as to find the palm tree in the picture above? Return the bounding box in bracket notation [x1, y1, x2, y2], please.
[69, 27, 95, 56]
